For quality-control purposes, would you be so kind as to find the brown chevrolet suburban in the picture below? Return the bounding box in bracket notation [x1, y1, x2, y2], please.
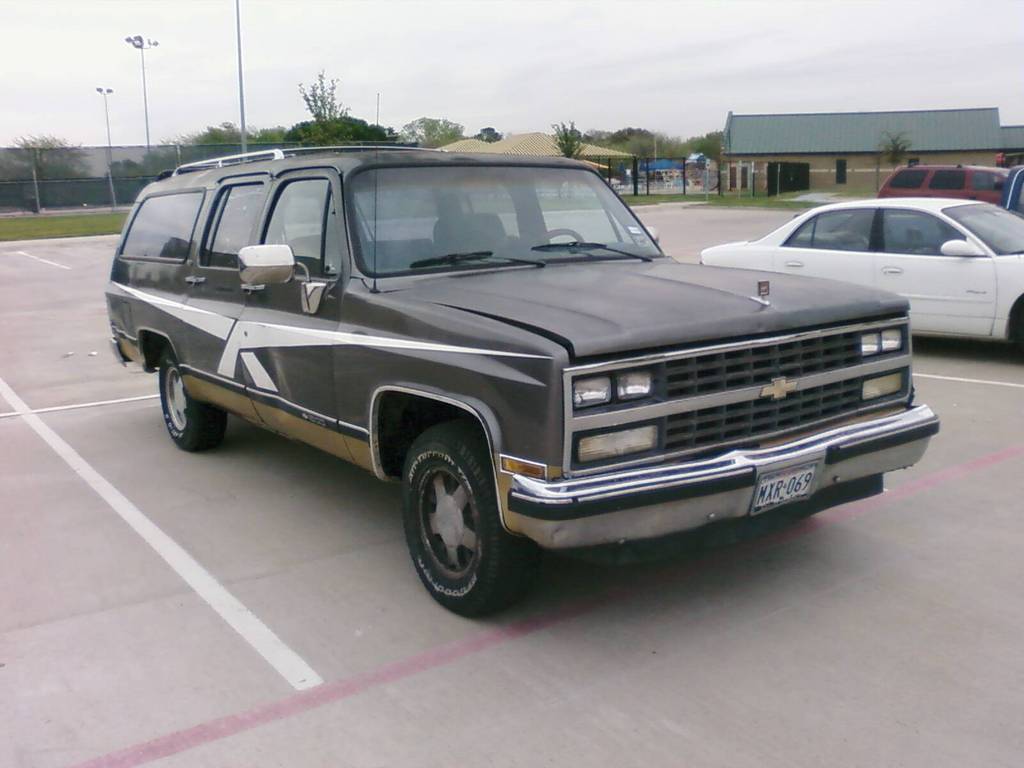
[107, 147, 939, 615]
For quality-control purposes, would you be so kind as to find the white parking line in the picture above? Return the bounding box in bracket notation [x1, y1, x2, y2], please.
[914, 372, 1024, 390]
[8, 249, 71, 270]
[0, 375, 324, 691]
[0, 393, 159, 419]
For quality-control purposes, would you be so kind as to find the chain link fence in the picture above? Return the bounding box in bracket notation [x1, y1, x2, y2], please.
[0, 145, 720, 213]
[0, 143, 306, 213]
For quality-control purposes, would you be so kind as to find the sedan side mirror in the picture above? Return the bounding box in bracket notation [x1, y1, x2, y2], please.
[238, 244, 295, 285]
[939, 239, 985, 257]
[646, 225, 660, 244]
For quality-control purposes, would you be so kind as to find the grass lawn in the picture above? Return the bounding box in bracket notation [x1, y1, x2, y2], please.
[0, 212, 128, 242]
[621, 192, 822, 209]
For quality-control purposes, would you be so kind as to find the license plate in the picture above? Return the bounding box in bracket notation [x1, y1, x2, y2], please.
[751, 463, 818, 514]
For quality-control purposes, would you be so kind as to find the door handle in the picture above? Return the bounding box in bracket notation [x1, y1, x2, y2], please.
[881, 266, 903, 275]
[784, 260, 804, 268]
[241, 284, 265, 294]
[184, 275, 206, 285]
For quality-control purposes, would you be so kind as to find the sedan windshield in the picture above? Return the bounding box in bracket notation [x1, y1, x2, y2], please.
[349, 165, 661, 275]
[944, 203, 1024, 255]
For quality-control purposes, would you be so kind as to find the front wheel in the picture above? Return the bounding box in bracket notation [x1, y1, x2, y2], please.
[158, 356, 227, 452]
[402, 421, 539, 616]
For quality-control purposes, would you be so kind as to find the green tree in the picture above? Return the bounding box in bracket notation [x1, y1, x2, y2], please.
[299, 70, 347, 122]
[879, 130, 912, 166]
[400, 117, 465, 148]
[552, 121, 584, 158]
[689, 130, 723, 163]
[173, 122, 288, 145]
[284, 116, 396, 146]
[7, 135, 89, 179]
[474, 126, 502, 143]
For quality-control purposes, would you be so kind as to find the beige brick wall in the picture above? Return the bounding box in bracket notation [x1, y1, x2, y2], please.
[724, 151, 999, 194]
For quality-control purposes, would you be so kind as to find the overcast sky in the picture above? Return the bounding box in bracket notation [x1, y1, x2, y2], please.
[2, 0, 1022, 147]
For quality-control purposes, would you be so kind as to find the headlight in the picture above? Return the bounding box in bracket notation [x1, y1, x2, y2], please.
[616, 370, 653, 400]
[573, 376, 611, 408]
[861, 328, 903, 356]
[577, 425, 658, 463]
[862, 372, 904, 400]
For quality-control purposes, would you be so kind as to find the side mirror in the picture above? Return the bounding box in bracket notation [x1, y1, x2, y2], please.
[939, 238, 985, 257]
[238, 244, 295, 285]
[646, 225, 660, 244]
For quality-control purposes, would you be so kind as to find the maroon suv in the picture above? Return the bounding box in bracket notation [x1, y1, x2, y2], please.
[878, 165, 1007, 204]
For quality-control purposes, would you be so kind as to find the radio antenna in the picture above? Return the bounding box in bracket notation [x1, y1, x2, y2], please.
[371, 91, 381, 293]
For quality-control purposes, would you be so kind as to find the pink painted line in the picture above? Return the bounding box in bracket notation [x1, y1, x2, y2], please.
[67, 444, 1024, 768]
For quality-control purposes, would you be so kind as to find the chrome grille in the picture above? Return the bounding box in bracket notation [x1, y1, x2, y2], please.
[664, 377, 869, 453]
[664, 330, 862, 399]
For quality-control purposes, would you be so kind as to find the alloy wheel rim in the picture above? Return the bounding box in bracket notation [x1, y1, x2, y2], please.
[421, 468, 479, 578]
[165, 368, 188, 431]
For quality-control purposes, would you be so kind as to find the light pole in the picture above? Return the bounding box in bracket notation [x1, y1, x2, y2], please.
[124, 35, 158, 148]
[96, 87, 117, 207]
[235, 0, 248, 153]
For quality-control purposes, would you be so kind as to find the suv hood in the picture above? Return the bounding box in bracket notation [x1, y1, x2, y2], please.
[400, 260, 908, 359]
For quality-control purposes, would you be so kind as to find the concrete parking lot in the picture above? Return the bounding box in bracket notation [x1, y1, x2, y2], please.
[2, 207, 1023, 768]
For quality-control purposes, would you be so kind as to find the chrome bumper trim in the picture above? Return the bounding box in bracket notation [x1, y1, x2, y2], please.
[507, 405, 938, 548]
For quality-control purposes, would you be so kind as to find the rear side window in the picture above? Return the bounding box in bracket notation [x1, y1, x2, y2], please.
[888, 170, 926, 189]
[202, 184, 265, 269]
[121, 192, 204, 260]
[929, 170, 966, 190]
[881, 210, 963, 255]
[970, 171, 1004, 192]
[784, 209, 875, 252]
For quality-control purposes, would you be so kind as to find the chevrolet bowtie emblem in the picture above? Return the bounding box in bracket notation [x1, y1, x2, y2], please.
[760, 376, 797, 400]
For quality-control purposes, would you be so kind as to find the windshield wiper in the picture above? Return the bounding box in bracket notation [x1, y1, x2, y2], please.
[409, 250, 545, 269]
[530, 241, 653, 262]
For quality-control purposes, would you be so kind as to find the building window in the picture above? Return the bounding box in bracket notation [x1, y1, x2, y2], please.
[835, 159, 847, 185]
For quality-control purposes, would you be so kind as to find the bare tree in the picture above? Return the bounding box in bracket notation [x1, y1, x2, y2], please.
[552, 121, 584, 159]
[298, 70, 347, 123]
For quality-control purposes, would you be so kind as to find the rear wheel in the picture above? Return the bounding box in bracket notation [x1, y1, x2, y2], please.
[158, 355, 226, 452]
[402, 421, 539, 616]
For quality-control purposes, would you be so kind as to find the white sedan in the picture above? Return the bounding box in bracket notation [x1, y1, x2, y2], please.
[700, 198, 1024, 348]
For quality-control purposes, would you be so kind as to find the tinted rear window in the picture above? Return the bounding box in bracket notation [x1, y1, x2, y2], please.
[970, 171, 1004, 192]
[889, 170, 926, 189]
[122, 192, 204, 260]
[929, 170, 966, 190]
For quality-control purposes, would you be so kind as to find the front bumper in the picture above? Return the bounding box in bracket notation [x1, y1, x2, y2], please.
[507, 404, 939, 549]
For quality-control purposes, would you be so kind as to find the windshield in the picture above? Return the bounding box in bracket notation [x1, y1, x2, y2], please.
[349, 165, 661, 275]
[944, 203, 1024, 255]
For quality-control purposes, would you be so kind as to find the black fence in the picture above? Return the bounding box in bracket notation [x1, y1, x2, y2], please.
[0, 145, 720, 213]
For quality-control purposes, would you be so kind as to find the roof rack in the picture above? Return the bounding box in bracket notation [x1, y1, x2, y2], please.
[172, 144, 441, 176]
[173, 149, 285, 175]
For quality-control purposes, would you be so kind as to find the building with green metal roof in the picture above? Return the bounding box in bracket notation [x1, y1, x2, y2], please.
[721, 107, 1010, 195]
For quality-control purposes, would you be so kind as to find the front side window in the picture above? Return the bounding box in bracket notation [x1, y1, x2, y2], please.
[264, 178, 340, 276]
[881, 210, 963, 255]
[929, 170, 966, 190]
[944, 204, 1024, 255]
[121, 191, 204, 260]
[784, 209, 875, 252]
[202, 184, 264, 269]
[889, 169, 926, 189]
[349, 165, 659, 275]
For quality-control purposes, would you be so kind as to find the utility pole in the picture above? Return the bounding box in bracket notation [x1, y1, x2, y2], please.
[235, 0, 247, 153]
[124, 35, 159, 148]
[96, 87, 117, 207]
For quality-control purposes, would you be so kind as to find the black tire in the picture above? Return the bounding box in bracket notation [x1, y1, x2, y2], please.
[402, 420, 540, 616]
[157, 355, 227, 452]
[1016, 311, 1024, 356]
